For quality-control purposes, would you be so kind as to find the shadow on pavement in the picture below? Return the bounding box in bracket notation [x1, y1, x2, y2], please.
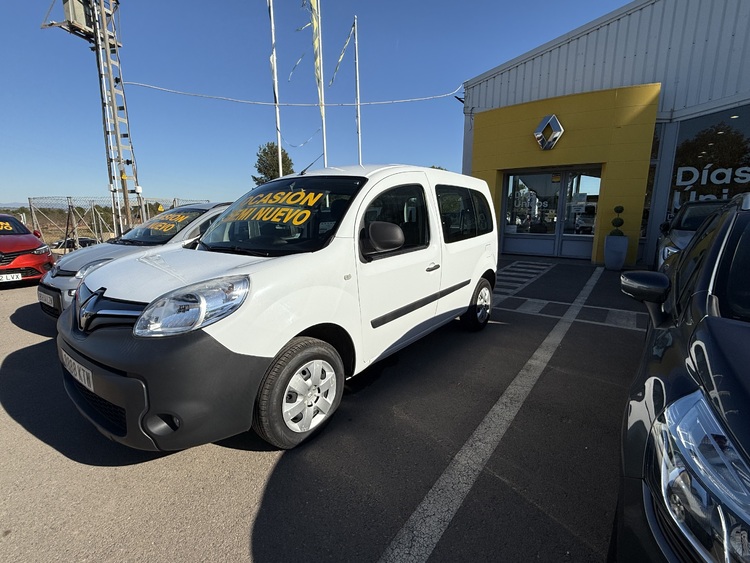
[9, 303, 57, 339]
[248, 319, 523, 563]
[1, 305, 165, 466]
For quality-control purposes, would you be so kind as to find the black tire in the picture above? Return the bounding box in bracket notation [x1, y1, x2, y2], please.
[460, 278, 493, 331]
[253, 337, 344, 449]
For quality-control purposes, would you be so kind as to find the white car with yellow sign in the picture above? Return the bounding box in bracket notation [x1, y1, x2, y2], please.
[55, 165, 498, 450]
[38, 202, 230, 316]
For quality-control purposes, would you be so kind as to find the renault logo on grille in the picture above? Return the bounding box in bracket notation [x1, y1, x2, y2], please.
[534, 114, 564, 150]
[78, 288, 105, 331]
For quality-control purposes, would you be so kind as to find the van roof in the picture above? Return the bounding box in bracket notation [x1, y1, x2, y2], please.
[290, 164, 480, 183]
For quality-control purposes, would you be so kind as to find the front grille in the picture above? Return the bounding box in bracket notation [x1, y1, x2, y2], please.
[76, 284, 145, 332]
[69, 377, 127, 436]
[0, 250, 26, 266]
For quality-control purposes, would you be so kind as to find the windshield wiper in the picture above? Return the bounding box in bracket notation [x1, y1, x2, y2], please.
[115, 239, 147, 246]
[207, 245, 270, 257]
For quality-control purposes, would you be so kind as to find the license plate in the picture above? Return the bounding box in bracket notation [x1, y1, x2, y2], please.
[61, 349, 94, 392]
[38, 289, 55, 307]
[0, 273, 22, 282]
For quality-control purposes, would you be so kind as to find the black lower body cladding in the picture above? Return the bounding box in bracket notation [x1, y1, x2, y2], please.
[56, 305, 273, 451]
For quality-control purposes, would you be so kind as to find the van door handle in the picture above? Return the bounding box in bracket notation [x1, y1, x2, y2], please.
[426, 263, 440, 272]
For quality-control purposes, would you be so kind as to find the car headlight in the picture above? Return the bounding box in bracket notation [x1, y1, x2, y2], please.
[75, 259, 112, 280]
[32, 244, 50, 255]
[134, 276, 249, 337]
[647, 390, 750, 561]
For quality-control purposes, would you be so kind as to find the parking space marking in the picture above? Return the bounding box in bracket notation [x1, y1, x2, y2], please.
[516, 298, 547, 314]
[494, 261, 554, 299]
[493, 297, 648, 332]
[378, 267, 604, 563]
[605, 309, 639, 330]
[495, 297, 647, 332]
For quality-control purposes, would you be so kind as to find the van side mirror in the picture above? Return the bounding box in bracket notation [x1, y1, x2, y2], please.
[182, 236, 200, 249]
[365, 221, 404, 254]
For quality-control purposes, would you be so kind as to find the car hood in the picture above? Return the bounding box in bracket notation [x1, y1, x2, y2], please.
[690, 316, 750, 459]
[54, 241, 170, 273]
[81, 245, 270, 303]
[0, 233, 44, 253]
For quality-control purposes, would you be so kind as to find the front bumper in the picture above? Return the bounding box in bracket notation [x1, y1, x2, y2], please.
[38, 271, 78, 316]
[56, 305, 273, 451]
[0, 254, 54, 282]
[37, 281, 65, 317]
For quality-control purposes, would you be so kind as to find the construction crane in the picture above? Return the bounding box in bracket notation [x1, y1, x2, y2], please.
[43, 0, 143, 233]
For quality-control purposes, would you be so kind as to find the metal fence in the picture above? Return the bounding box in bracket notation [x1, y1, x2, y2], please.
[22, 196, 208, 254]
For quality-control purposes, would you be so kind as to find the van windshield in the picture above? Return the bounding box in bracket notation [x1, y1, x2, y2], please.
[200, 176, 367, 256]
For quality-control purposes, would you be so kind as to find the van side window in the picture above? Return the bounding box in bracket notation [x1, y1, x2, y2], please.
[360, 184, 429, 259]
[437, 185, 494, 243]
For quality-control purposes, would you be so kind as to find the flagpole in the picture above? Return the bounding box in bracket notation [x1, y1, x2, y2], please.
[354, 16, 362, 165]
[268, 0, 283, 176]
[318, 1, 328, 167]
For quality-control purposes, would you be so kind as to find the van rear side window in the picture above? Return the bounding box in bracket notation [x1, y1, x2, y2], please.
[437, 185, 494, 243]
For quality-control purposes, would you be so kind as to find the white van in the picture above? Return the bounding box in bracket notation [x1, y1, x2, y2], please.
[56, 165, 498, 450]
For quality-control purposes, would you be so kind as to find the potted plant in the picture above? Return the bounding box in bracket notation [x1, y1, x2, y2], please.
[604, 205, 628, 270]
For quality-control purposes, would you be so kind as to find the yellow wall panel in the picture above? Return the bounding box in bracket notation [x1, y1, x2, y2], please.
[471, 83, 660, 265]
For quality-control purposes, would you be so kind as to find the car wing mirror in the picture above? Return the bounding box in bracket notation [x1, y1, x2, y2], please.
[621, 270, 670, 326]
[364, 221, 405, 255]
[659, 221, 670, 235]
[182, 235, 200, 249]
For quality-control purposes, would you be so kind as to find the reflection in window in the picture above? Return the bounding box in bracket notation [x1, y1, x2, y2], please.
[670, 105, 750, 215]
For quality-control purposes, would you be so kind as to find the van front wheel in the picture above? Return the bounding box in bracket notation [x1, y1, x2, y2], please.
[253, 337, 345, 449]
[461, 278, 492, 331]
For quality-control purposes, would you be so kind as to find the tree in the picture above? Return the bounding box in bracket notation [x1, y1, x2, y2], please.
[252, 142, 294, 185]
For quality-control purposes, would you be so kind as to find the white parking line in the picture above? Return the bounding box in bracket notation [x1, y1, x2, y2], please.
[378, 267, 604, 563]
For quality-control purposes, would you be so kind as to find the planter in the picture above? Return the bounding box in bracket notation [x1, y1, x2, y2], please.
[604, 235, 628, 270]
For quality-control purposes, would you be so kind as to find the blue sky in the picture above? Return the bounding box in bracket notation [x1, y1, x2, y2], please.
[1, 0, 631, 204]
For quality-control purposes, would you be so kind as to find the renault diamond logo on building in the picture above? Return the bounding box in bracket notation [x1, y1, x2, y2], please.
[534, 114, 564, 150]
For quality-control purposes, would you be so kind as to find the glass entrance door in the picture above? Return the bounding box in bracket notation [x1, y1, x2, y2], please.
[503, 168, 601, 258]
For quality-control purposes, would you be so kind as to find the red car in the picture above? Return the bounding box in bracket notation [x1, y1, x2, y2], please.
[0, 214, 55, 283]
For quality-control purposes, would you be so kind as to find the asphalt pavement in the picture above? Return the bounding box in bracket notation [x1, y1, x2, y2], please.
[0, 256, 648, 562]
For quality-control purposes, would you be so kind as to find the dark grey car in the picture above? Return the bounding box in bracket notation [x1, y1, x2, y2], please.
[612, 193, 750, 562]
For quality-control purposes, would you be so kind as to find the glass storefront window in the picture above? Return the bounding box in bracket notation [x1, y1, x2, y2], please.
[505, 173, 560, 234]
[670, 105, 750, 215]
[505, 170, 601, 236]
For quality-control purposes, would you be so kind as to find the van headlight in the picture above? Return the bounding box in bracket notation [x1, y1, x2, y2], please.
[647, 390, 750, 561]
[134, 276, 249, 337]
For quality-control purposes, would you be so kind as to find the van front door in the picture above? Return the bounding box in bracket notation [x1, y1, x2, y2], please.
[355, 173, 442, 365]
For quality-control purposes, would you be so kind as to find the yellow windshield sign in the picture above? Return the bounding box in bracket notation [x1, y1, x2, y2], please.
[227, 191, 324, 226]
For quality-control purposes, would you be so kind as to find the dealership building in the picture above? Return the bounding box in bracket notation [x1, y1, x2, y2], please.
[462, 0, 750, 266]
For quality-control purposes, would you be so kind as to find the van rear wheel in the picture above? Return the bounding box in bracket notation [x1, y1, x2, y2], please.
[461, 278, 492, 331]
[253, 337, 344, 449]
